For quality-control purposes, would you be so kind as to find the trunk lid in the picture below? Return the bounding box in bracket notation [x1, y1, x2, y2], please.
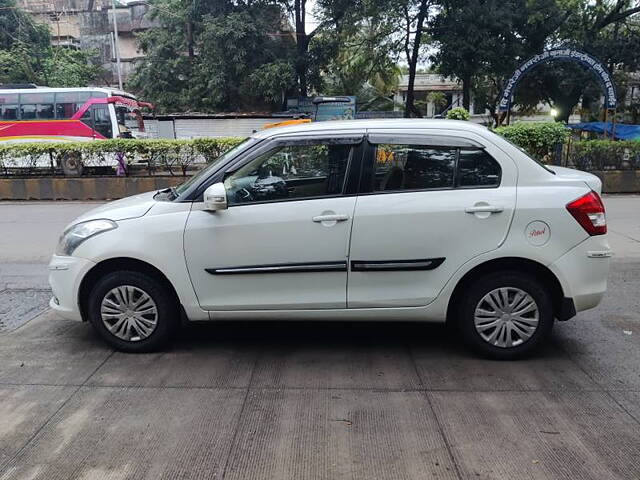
[547, 166, 602, 194]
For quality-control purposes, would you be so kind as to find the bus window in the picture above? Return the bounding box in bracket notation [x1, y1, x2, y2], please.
[21, 104, 37, 120]
[0, 93, 19, 120]
[55, 91, 92, 119]
[1, 104, 19, 120]
[92, 105, 113, 138]
[37, 104, 55, 119]
[20, 93, 55, 120]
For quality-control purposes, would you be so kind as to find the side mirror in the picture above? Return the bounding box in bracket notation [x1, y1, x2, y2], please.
[203, 182, 228, 211]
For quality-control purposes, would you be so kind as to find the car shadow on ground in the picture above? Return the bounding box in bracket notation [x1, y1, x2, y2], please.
[173, 319, 567, 362]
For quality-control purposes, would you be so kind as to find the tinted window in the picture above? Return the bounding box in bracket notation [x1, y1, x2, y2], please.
[36, 104, 55, 119]
[92, 105, 113, 138]
[225, 143, 352, 205]
[373, 144, 456, 191]
[457, 149, 501, 187]
[1, 104, 19, 120]
[55, 92, 92, 119]
[20, 104, 37, 120]
[56, 103, 80, 119]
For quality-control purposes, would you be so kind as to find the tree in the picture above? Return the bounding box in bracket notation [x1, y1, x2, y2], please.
[321, 20, 401, 109]
[0, 0, 102, 87]
[129, 0, 296, 112]
[0, 0, 49, 51]
[530, 0, 640, 122]
[430, 0, 525, 111]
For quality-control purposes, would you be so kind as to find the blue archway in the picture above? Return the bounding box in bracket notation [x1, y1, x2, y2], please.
[498, 48, 617, 113]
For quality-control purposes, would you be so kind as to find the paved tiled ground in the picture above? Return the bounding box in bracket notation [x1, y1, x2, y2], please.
[0, 198, 638, 479]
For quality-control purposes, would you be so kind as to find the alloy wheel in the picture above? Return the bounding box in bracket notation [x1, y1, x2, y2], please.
[100, 285, 158, 342]
[473, 287, 540, 348]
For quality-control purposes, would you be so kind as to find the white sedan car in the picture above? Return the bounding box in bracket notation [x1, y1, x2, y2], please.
[49, 120, 611, 359]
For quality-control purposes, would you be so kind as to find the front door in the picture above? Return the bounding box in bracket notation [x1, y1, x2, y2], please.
[347, 130, 517, 308]
[184, 136, 362, 311]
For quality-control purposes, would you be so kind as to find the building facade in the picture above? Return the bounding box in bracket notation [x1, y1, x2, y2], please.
[18, 0, 158, 86]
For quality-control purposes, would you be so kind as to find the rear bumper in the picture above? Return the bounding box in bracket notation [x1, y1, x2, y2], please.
[48, 255, 96, 321]
[549, 235, 611, 314]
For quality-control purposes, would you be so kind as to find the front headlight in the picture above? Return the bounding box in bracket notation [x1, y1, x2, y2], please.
[55, 219, 118, 256]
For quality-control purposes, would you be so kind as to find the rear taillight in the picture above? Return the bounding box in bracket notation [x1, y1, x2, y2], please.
[566, 191, 606, 236]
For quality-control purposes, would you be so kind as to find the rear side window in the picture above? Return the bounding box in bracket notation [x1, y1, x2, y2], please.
[457, 149, 501, 187]
[371, 143, 501, 192]
[373, 144, 456, 191]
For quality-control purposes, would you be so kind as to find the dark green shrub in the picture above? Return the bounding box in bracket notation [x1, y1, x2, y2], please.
[567, 140, 640, 171]
[494, 122, 569, 162]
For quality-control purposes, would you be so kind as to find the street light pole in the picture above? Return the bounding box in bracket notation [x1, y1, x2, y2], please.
[111, 0, 123, 90]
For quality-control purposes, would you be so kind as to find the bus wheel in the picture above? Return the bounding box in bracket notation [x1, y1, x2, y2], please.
[61, 153, 84, 176]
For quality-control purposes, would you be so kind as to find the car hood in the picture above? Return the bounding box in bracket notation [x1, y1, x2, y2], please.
[547, 166, 603, 194]
[69, 191, 158, 227]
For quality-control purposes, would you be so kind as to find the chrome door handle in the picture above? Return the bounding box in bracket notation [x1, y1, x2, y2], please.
[465, 205, 504, 214]
[312, 214, 349, 223]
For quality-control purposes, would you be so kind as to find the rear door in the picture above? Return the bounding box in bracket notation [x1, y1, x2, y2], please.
[347, 129, 517, 308]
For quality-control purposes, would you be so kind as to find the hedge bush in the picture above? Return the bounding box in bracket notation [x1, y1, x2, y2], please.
[567, 139, 640, 171]
[0, 137, 245, 176]
[446, 107, 470, 121]
[494, 122, 569, 162]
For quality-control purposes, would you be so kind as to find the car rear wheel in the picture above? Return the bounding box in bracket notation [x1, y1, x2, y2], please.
[457, 271, 554, 359]
[60, 152, 83, 176]
[87, 271, 179, 352]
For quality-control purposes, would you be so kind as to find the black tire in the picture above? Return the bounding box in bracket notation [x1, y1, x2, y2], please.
[87, 270, 179, 352]
[456, 271, 554, 360]
[60, 153, 84, 176]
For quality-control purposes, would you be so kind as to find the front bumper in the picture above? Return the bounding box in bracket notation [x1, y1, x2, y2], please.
[549, 235, 612, 314]
[48, 255, 96, 321]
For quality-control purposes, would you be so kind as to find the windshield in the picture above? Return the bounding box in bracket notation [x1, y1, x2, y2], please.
[174, 138, 257, 197]
[115, 105, 145, 137]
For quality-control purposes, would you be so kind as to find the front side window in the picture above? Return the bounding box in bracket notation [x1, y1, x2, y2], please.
[373, 144, 456, 191]
[92, 105, 113, 138]
[78, 105, 113, 138]
[225, 142, 352, 205]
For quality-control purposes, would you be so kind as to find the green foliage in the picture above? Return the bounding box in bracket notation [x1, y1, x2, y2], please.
[42, 48, 103, 87]
[494, 122, 569, 160]
[0, 0, 49, 51]
[446, 107, 470, 120]
[129, 1, 296, 112]
[0, 0, 103, 87]
[0, 138, 245, 176]
[430, 0, 525, 111]
[248, 61, 296, 105]
[567, 139, 640, 171]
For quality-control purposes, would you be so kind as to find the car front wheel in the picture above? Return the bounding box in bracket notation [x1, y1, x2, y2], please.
[457, 271, 554, 359]
[87, 271, 179, 352]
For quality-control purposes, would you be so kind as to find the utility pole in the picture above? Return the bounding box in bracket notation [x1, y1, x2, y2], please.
[111, 0, 123, 90]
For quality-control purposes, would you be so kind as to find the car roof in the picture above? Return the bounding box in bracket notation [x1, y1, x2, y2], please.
[251, 118, 491, 139]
